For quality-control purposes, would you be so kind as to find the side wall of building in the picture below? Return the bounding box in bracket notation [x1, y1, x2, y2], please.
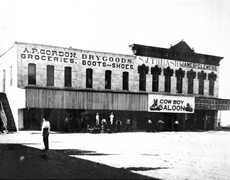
[0, 45, 26, 130]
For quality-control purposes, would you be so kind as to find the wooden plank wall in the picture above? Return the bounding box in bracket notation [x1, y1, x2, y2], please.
[195, 97, 230, 110]
[26, 88, 148, 111]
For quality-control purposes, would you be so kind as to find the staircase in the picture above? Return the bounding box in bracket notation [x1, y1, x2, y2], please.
[0, 93, 16, 131]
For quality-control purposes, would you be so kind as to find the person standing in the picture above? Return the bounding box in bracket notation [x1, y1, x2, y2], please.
[64, 116, 69, 132]
[147, 119, 153, 132]
[96, 112, 100, 127]
[41, 118, 51, 151]
[109, 112, 114, 132]
[173, 120, 179, 131]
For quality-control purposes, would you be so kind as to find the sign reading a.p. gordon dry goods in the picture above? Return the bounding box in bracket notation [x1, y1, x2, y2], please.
[18, 44, 134, 70]
[148, 94, 195, 113]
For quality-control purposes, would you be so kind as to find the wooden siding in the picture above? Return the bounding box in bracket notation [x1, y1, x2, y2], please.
[195, 97, 230, 110]
[26, 87, 230, 111]
[26, 88, 148, 111]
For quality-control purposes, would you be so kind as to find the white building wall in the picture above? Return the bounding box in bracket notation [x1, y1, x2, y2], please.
[0, 44, 26, 130]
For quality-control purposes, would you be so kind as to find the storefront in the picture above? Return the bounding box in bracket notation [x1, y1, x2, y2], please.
[0, 41, 229, 131]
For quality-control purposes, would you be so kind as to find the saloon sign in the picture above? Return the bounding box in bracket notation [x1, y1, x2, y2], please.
[148, 95, 195, 113]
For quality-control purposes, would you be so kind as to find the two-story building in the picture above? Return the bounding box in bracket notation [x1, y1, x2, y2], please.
[0, 41, 229, 131]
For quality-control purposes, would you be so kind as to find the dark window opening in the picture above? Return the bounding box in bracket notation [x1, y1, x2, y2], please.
[105, 70, 111, 89]
[175, 68, 185, 93]
[86, 68, 93, 88]
[123, 71, 129, 90]
[28, 63, 36, 85]
[208, 72, 217, 96]
[164, 67, 173, 93]
[138, 64, 149, 91]
[47, 65, 54, 86]
[64, 66, 72, 87]
[187, 69, 196, 94]
[151, 66, 161, 92]
[198, 71, 206, 95]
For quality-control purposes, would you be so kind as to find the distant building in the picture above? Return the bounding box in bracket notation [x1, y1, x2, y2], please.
[0, 41, 229, 131]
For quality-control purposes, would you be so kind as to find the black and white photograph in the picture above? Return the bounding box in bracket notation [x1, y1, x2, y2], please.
[0, 0, 230, 179]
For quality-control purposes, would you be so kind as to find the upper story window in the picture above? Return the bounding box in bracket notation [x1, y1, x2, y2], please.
[138, 64, 149, 91]
[64, 66, 72, 87]
[198, 71, 206, 95]
[86, 68, 93, 88]
[47, 65, 54, 86]
[28, 63, 36, 85]
[2, 69, 6, 92]
[105, 70, 111, 89]
[208, 72, 217, 96]
[187, 69, 196, 94]
[175, 68, 185, 93]
[10, 66, 13, 86]
[122, 71, 129, 90]
[163, 67, 173, 93]
[151, 66, 161, 92]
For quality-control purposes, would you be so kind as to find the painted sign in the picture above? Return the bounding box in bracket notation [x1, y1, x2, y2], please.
[18, 44, 134, 70]
[148, 94, 195, 113]
[137, 56, 217, 72]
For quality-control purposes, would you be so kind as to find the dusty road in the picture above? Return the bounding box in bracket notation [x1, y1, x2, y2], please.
[1, 131, 230, 180]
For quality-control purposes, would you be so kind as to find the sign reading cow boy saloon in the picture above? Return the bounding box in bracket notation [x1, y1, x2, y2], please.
[148, 95, 195, 113]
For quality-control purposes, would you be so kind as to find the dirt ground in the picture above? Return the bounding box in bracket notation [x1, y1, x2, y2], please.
[0, 143, 155, 179]
[1, 130, 230, 180]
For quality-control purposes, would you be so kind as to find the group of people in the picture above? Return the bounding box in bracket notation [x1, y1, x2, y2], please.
[146, 119, 180, 132]
[40, 115, 181, 151]
[87, 112, 132, 133]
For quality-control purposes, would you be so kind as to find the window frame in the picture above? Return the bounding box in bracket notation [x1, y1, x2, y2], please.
[47, 65, 54, 86]
[105, 70, 112, 89]
[28, 63, 36, 85]
[122, 71, 129, 90]
[64, 66, 72, 88]
[86, 68, 93, 88]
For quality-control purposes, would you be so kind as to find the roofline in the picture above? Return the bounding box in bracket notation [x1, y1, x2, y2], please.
[0, 43, 16, 58]
[130, 43, 224, 60]
[15, 41, 135, 58]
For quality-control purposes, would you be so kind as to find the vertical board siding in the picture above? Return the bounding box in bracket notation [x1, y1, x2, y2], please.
[26, 88, 148, 111]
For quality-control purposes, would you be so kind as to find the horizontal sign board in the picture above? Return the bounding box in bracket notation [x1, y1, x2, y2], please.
[148, 94, 195, 113]
[17, 43, 135, 70]
[137, 56, 217, 72]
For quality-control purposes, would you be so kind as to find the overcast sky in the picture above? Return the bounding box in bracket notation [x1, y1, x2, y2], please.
[0, 0, 229, 98]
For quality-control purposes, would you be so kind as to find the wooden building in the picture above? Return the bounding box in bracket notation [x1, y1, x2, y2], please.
[0, 41, 229, 131]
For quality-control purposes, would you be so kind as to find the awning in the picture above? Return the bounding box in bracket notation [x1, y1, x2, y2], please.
[195, 97, 230, 110]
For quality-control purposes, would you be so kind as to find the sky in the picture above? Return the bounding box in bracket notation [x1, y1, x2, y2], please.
[0, 0, 230, 118]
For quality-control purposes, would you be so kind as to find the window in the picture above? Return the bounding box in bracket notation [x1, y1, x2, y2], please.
[187, 69, 196, 94]
[208, 72, 217, 96]
[122, 71, 129, 90]
[198, 71, 206, 95]
[28, 63, 36, 85]
[10, 66, 13, 86]
[86, 68, 93, 88]
[151, 66, 161, 92]
[3, 69, 6, 92]
[64, 66, 72, 87]
[47, 65, 54, 86]
[105, 70, 111, 89]
[138, 64, 149, 91]
[164, 67, 173, 93]
[175, 68, 185, 93]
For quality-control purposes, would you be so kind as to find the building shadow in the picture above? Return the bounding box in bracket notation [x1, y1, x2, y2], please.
[0, 144, 160, 180]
